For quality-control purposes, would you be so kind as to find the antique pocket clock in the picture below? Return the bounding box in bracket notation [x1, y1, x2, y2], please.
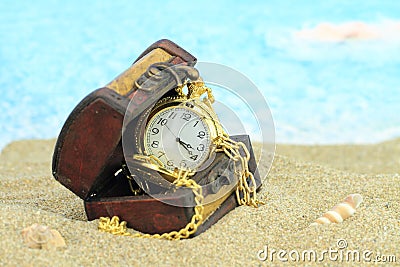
[52, 39, 263, 240]
[144, 100, 215, 174]
[141, 91, 220, 177]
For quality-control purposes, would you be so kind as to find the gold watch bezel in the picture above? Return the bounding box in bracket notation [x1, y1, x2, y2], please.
[140, 96, 224, 180]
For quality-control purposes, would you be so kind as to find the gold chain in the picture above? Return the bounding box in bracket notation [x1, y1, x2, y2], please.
[214, 134, 264, 208]
[98, 134, 263, 240]
[98, 77, 263, 239]
[98, 169, 204, 240]
[188, 82, 264, 207]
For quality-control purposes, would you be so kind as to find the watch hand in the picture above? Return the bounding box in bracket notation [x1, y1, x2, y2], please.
[181, 140, 193, 149]
[176, 138, 193, 155]
[160, 124, 193, 157]
[164, 124, 177, 138]
[177, 138, 193, 149]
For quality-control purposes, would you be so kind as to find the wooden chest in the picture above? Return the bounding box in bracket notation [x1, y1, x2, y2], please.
[52, 39, 261, 237]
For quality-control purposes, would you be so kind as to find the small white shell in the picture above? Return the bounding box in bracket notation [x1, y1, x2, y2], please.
[21, 223, 66, 249]
[310, 194, 363, 226]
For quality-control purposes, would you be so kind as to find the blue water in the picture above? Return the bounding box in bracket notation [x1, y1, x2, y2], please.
[1, 0, 400, 150]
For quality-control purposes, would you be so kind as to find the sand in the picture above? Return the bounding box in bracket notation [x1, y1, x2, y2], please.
[0, 139, 399, 266]
[277, 139, 400, 175]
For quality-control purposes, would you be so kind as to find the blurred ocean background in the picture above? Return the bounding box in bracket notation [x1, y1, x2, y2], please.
[1, 0, 400, 150]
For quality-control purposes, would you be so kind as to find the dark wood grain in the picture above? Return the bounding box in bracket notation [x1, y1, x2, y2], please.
[85, 194, 193, 234]
[52, 89, 128, 199]
[52, 40, 262, 238]
[135, 39, 196, 66]
[83, 135, 260, 237]
[53, 40, 195, 200]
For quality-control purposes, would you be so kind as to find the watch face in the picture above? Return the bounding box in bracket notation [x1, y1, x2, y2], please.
[144, 105, 212, 172]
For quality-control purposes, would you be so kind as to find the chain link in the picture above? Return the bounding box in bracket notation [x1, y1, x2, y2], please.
[214, 134, 264, 208]
[99, 134, 263, 240]
[98, 71, 264, 240]
[98, 169, 204, 240]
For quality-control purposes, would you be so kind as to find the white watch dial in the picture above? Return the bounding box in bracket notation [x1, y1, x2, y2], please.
[144, 106, 212, 172]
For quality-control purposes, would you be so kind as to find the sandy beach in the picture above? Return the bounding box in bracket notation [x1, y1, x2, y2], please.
[0, 139, 399, 266]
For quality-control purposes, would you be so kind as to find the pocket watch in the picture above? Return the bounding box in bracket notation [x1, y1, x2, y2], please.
[139, 82, 225, 181]
[124, 63, 261, 209]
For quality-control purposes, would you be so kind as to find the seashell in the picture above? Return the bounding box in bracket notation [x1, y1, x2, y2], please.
[21, 223, 66, 249]
[310, 193, 363, 226]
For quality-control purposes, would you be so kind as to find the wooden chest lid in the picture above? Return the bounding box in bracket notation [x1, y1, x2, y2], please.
[52, 40, 197, 200]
